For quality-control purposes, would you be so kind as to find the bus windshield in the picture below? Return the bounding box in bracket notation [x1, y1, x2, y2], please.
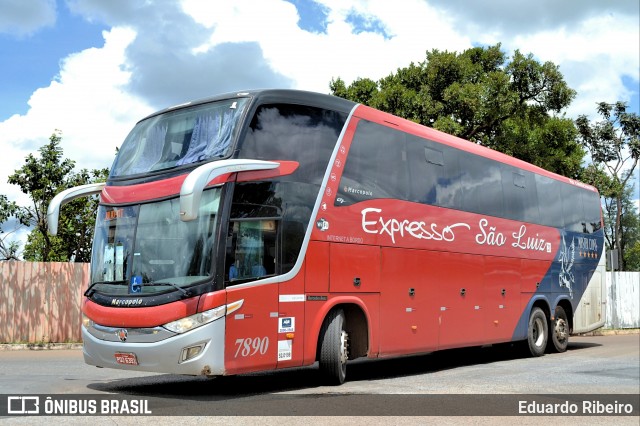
[111, 98, 249, 178]
[89, 189, 221, 296]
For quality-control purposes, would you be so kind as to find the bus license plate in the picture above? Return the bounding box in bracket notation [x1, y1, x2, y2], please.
[114, 352, 139, 365]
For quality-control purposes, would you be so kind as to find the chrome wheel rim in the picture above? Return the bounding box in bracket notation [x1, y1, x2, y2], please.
[533, 317, 545, 347]
[555, 318, 568, 342]
[339, 330, 349, 365]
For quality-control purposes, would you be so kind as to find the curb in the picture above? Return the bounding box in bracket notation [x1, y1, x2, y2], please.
[0, 343, 83, 351]
[578, 328, 639, 336]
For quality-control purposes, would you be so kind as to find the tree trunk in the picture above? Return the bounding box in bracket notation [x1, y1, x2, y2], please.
[615, 195, 624, 270]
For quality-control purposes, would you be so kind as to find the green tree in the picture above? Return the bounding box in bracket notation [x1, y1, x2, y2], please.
[330, 44, 584, 177]
[621, 216, 640, 272]
[576, 102, 640, 270]
[5, 131, 108, 262]
[598, 180, 640, 271]
[626, 241, 640, 271]
[617, 181, 640, 271]
[616, 187, 640, 271]
[0, 195, 20, 260]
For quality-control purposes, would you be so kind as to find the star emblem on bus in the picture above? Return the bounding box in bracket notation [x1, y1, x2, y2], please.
[116, 329, 128, 342]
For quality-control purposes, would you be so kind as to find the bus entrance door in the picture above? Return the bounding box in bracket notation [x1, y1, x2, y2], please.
[224, 284, 278, 375]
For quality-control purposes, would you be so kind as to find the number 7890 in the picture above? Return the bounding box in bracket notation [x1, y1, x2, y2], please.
[234, 337, 269, 358]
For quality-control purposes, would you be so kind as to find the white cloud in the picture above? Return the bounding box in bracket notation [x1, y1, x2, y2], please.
[183, 0, 470, 94]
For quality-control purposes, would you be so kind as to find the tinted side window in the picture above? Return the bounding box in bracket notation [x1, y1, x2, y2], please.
[228, 181, 310, 276]
[460, 152, 504, 218]
[583, 190, 602, 233]
[226, 219, 277, 285]
[239, 104, 347, 185]
[230, 182, 283, 219]
[535, 174, 564, 228]
[407, 135, 463, 210]
[338, 120, 409, 205]
[502, 167, 540, 223]
[561, 183, 586, 233]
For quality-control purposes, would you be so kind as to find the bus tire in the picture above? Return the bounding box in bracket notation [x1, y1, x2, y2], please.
[526, 307, 547, 357]
[318, 308, 348, 385]
[548, 306, 569, 353]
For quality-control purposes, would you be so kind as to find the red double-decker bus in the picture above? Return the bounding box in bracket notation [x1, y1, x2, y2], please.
[48, 89, 605, 384]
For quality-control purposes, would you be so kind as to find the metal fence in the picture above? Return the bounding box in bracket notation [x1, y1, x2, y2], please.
[605, 272, 640, 329]
[0, 261, 637, 343]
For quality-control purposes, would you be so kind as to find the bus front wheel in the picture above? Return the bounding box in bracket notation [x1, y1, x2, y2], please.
[318, 308, 348, 385]
[548, 306, 569, 353]
[526, 307, 547, 357]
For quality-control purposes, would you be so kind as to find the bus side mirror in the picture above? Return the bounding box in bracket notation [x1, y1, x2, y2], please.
[47, 182, 106, 235]
[179, 159, 279, 221]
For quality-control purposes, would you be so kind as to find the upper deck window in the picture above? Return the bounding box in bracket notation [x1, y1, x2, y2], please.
[239, 103, 347, 185]
[111, 98, 249, 178]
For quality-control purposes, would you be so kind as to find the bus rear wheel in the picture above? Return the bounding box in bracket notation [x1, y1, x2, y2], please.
[548, 306, 569, 353]
[319, 308, 348, 385]
[526, 307, 547, 357]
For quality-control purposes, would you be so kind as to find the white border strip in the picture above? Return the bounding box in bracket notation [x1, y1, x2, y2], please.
[279, 294, 305, 303]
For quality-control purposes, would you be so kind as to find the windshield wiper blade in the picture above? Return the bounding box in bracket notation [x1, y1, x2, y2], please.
[85, 280, 127, 297]
[145, 282, 192, 298]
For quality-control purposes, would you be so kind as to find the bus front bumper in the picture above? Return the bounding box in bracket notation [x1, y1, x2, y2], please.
[82, 318, 226, 376]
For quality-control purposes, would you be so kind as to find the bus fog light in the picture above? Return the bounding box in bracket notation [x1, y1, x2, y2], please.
[181, 344, 205, 362]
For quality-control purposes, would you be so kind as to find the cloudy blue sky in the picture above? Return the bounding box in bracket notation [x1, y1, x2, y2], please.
[1, 0, 639, 254]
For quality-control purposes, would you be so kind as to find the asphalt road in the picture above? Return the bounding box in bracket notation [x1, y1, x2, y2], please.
[0, 333, 638, 422]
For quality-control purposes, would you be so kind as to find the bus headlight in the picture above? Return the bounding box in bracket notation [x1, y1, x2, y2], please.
[163, 306, 226, 334]
[82, 314, 94, 329]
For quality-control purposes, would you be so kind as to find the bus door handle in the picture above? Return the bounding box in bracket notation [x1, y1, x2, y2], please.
[353, 277, 361, 287]
[460, 288, 466, 296]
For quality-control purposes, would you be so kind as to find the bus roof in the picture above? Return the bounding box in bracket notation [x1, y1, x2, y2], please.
[138, 89, 357, 124]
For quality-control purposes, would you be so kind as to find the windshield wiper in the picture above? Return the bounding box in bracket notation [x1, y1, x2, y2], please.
[85, 280, 192, 298]
[85, 280, 127, 297]
[145, 282, 192, 298]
